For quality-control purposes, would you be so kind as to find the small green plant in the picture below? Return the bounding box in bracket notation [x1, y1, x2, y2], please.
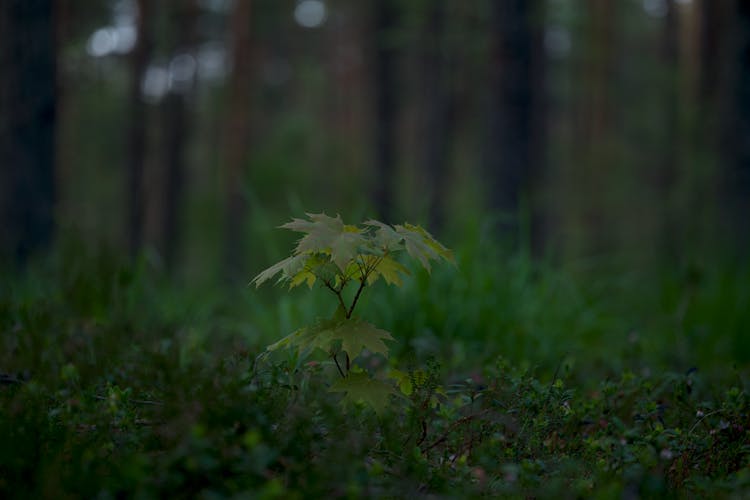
[252, 213, 453, 413]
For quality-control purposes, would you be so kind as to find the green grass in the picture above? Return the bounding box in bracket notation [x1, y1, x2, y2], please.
[1, 237, 748, 498]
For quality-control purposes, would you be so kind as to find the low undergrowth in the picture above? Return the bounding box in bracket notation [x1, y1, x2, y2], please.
[1, 243, 748, 498]
[1, 345, 749, 498]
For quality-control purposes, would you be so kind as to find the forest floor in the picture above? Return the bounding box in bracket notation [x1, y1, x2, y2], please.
[1, 243, 749, 498]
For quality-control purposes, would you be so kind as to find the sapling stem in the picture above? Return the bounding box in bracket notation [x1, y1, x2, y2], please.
[324, 280, 348, 313]
[332, 352, 346, 378]
[347, 280, 366, 319]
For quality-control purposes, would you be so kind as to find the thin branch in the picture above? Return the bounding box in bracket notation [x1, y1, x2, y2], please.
[367, 255, 385, 274]
[416, 420, 428, 446]
[324, 280, 347, 312]
[347, 279, 366, 318]
[688, 409, 724, 435]
[342, 263, 360, 282]
[332, 352, 346, 378]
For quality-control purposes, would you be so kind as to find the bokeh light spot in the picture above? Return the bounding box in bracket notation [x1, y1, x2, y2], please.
[87, 28, 116, 57]
[294, 0, 327, 29]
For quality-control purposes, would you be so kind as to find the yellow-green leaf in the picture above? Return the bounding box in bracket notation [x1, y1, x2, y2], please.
[265, 317, 338, 354]
[289, 268, 316, 289]
[335, 319, 394, 358]
[394, 223, 453, 272]
[370, 255, 410, 286]
[281, 213, 366, 272]
[329, 372, 395, 415]
[251, 254, 308, 288]
[389, 369, 413, 396]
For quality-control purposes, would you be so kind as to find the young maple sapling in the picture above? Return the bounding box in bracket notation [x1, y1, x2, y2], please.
[252, 213, 453, 412]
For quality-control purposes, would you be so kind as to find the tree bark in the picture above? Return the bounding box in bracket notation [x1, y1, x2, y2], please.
[0, 0, 57, 263]
[161, 0, 197, 270]
[658, 0, 680, 257]
[568, 0, 615, 256]
[223, 0, 253, 281]
[484, 0, 546, 248]
[127, 0, 152, 258]
[372, 0, 399, 223]
[724, 0, 750, 249]
[698, 0, 726, 113]
[419, 0, 455, 234]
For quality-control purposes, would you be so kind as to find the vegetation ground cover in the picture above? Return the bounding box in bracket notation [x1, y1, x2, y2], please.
[1, 236, 749, 498]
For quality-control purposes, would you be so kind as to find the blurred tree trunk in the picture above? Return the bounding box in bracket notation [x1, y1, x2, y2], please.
[55, 0, 71, 231]
[570, 0, 615, 255]
[419, 0, 455, 234]
[724, 0, 750, 248]
[581, 0, 613, 148]
[698, 0, 728, 117]
[372, 0, 399, 223]
[698, 0, 749, 249]
[658, 0, 680, 257]
[484, 0, 546, 249]
[0, 0, 57, 263]
[161, 1, 197, 270]
[223, 0, 253, 281]
[127, 0, 152, 258]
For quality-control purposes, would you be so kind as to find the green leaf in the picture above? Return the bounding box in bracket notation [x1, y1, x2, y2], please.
[329, 372, 396, 415]
[364, 220, 402, 250]
[265, 317, 338, 354]
[334, 319, 394, 358]
[252, 254, 308, 288]
[389, 369, 413, 396]
[288, 253, 329, 289]
[394, 223, 453, 272]
[281, 213, 366, 272]
[289, 269, 316, 289]
[359, 255, 410, 286]
[264, 317, 394, 360]
[367, 255, 410, 286]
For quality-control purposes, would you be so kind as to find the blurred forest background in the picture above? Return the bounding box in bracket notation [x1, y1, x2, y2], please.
[2, 0, 749, 277]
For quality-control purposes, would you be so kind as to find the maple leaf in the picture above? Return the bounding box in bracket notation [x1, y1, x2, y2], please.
[265, 317, 339, 354]
[362, 255, 410, 286]
[288, 253, 329, 289]
[394, 223, 453, 272]
[334, 319, 394, 358]
[289, 269, 316, 289]
[329, 372, 396, 415]
[281, 213, 366, 272]
[251, 254, 308, 288]
[264, 317, 394, 360]
[364, 219, 402, 251]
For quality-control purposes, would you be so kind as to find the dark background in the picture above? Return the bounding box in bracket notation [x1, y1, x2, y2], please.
[1, 0, 749, 370]
[3, 0, 749, 270]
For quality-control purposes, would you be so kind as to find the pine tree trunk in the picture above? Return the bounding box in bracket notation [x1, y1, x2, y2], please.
[0, 0, 57, 263]
[127, 0, 152, 258]
[484, 0, 546, 248]
[372, 0, 399, 223]
[419, 0, 455, 234]
[223, 0, 253, 281]
[725, 0, 750, 249]
[161, 0, 197, 270]
[658, 0, 680, 258]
